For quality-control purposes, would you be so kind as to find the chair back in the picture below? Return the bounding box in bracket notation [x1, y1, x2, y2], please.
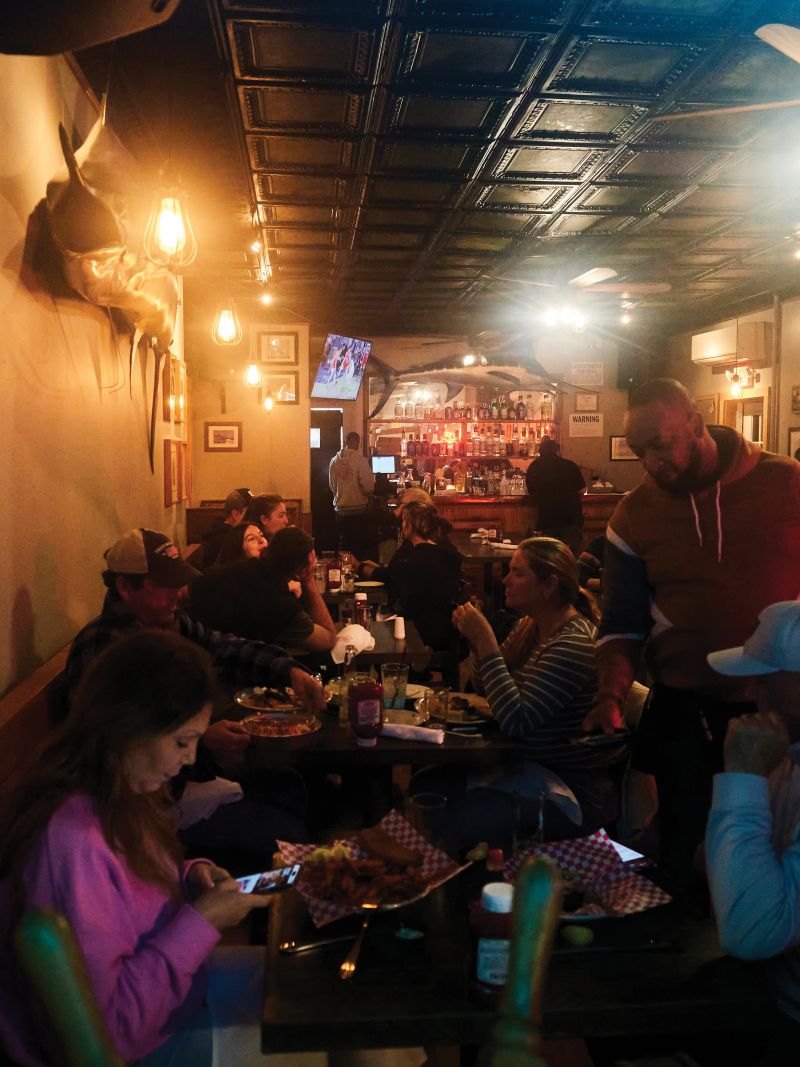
[490, 857, 563, 1067]
[15, 908, 125, 1067]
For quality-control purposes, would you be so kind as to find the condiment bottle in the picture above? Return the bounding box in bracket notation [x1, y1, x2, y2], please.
[339, 644, 357, 726]
[327, 554, 342, 593]
[348, 673, 383, 747]
[354, 591, 369, 627]
[470, 882, 515, 1005]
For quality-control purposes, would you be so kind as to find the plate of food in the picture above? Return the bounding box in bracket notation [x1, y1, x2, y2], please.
[235, 687, 302, 712]
[417, 691, 492, 724]
[353, 580, 384, 589]
[383, 704, 429, 726]
[405, 683, 430, 701]
[240, 712, 321, 739]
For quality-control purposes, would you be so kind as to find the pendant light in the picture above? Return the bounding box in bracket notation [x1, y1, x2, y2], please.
[212, 300, 243, 346]
[143, 177, 197, 267]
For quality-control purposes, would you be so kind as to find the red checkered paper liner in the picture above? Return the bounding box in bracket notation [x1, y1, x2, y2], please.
[503, 828, 671, 917]
[277, 809, 469, 927]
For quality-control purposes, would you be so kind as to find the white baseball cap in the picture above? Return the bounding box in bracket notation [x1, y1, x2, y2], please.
[707, 601, 800, 676]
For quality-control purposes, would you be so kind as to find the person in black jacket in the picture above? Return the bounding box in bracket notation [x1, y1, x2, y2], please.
[525, 439, 585, 554]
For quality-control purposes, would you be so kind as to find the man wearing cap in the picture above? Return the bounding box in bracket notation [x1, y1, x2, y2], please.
[706, 602, 800, 1046]
[198, 488, 251, 570]
[65, 529, 324, 852]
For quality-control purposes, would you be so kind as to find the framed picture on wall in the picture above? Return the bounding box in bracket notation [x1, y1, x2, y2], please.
[204, 422, 242, 452]
[792, 386, 800, 414]
[574, 392, 598, 412]
[257, 331, 298, 366]
[789, 427, 800, 463]
[163, 440, 179, 506]
[609, 435, 638, 461]
[693, 393, 719, 425]
[261, 372, 299, 404]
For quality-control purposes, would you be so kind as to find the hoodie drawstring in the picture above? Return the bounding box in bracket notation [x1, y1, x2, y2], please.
[689, 481, 722, 562]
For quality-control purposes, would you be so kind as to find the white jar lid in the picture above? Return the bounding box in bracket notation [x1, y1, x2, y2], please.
[481, 882, 514, 914]
[354, 592, 368, 601]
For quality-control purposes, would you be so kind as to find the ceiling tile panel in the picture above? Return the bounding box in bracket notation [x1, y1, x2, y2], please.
[496, 146, 599, 178]
[379, 141, 476, 173]
[371, 178, 455, 203]
[518, 100, 640, 136]
[231, 22, 374, 82]
[389, 94, 510, 135]
[242, 87, 363, 132]
[481, 185, 563, 209]
[550, 38, 701, 95]
[249, 135, 353, 169]
[398, 28, 545, 90]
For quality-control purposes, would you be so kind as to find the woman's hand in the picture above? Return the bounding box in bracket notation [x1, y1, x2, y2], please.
[191, 873, 271, 930]
[185, 862, 231, 899]
[290, 667, 326, 713]
[452, 602, 498, 658]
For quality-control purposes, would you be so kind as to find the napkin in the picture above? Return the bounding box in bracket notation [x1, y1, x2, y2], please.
[176, 777, 244, 829]
[381, 723, 444, 744]
[331, 624, 375, 664]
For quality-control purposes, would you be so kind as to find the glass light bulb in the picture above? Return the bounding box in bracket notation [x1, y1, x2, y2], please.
[212, 304, 243, 346]
[263, 393, 274, 411]
[260, 292, 273, 305]
[730, 375, 742, 399]
[243, 363, 262, 388]
[155, 197, 186, 256]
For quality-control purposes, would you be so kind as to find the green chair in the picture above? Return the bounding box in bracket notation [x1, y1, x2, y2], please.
[14, 908, 125, 1067]
[490, 857, 563, 1067]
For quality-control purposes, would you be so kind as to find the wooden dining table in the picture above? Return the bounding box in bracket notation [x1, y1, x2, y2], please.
[261, 862, 774, 1059]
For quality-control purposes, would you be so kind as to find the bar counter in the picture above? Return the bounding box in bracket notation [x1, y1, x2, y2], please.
[431, 491, 625, 544]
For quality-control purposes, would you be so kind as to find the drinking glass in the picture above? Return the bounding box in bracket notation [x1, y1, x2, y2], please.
[341, 599, 355, 627]
[313, 563, 327, 594]
[380, 662, 409, 709]
[407, 792, 447, 848]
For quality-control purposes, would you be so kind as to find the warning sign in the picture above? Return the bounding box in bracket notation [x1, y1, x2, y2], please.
[568, 413, 603, 438]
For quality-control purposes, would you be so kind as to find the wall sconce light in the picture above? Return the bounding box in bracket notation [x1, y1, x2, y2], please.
[726, 365, 759, 398]
[143, 177, 197, 268]
[212, 302, 243, 346]
[262, 390, 273, 411]
[243, 362, 262, 388]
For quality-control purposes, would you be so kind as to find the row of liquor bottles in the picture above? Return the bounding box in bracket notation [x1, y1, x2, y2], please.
[400, 421, 557, 459]
[392, 392, 554, 423]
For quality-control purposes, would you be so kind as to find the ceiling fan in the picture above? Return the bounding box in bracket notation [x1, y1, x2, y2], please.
[659, 23, 800, 122]
[494, 266, 671, 296]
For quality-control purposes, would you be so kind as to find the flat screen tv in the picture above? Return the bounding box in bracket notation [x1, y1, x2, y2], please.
[310, 333, 372, 401]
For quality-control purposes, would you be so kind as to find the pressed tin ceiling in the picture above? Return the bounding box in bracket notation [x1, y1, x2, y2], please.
[73, 0, 800, 341]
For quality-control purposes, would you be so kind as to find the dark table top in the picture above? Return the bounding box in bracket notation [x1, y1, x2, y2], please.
[244, 703, 524, 771]
[451, 532, 519, 563]
[262, 863, 773, 1054]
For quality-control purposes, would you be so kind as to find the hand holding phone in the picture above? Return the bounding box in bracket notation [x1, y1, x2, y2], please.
[236, 863, 301, 895]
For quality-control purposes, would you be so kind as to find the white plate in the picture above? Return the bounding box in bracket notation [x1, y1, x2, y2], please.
[559, 909, 615, 923]
[416, 691, 491, 723]
[354, 581, 384, 589]
[384, 706, 429, 726]
[405, 683, 430, 700]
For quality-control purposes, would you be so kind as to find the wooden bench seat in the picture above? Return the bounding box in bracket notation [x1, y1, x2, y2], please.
[0, 645, 70, 791]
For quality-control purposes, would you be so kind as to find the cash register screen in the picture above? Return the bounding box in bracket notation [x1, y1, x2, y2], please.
[371, 456, 396, 474]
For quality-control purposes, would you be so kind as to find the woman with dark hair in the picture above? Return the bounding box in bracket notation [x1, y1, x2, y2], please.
[215, 522, 268, 567]
[244, 494, 289, 540]
[0, 631, 271, 1066]
[419, 538, 625, 845]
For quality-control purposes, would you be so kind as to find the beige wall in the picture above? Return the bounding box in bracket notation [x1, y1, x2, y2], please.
[190, 322, 311, 507]
[0, 55, 186, 696]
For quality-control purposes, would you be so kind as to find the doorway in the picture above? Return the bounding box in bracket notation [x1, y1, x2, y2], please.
[310, 408, 343, 551]
[722, 392, 767, 447]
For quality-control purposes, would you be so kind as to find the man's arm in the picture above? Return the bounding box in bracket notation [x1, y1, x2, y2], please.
[582, 528, 649, 732]
[297, 565, 336, 651]
[359, 457, 375, 496]
[328, 455, 338, 494]
[707, 713, 800, 961]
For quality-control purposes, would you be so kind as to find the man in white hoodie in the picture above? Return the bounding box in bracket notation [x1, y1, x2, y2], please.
[329, 431, 375, 558]
[706, 601, 800, 1057]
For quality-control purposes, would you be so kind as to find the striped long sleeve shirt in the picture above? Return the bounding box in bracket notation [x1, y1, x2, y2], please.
[472, 615, 619, 770]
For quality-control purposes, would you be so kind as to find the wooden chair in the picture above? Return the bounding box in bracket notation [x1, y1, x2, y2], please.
[15, 908, 125, 1067]
[490, 856, 563, 1067]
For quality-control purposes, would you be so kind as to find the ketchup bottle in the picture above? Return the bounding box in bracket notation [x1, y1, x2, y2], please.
[348, 674, 383, 747]
[469, 882, 515, 1005]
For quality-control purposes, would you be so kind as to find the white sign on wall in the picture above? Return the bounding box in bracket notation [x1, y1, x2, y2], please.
[569, 413, 604, 438]
[570, 362, 604, 387]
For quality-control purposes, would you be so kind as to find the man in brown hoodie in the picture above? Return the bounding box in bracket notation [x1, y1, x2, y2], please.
[583, 378, 800, 895]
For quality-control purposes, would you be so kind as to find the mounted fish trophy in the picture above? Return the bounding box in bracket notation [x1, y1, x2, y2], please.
[45, 102, 179, 472]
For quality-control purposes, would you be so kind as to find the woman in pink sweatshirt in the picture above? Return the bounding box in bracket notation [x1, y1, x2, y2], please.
[0, 631, 270, 1066]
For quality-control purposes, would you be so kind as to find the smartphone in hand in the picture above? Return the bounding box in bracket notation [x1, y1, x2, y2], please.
[236, 863, 301, 894]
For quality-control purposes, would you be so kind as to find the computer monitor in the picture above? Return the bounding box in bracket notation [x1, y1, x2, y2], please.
[371, 455, 396, 474]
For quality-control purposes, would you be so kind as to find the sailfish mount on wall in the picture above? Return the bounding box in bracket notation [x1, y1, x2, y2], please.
[44, 101, 179, 473]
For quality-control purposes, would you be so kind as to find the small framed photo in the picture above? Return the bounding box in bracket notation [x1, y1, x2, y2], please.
[575, 392, 598, 413]
[694, 393, 719, 424]
[163, 440, 179, 506]
[789, 427, 800, 462]
[792, 386, 800, 414]
[204, 422, 243, 452]
[261, 372, 299, 405]
[257, 331, 298, 366]
[609, 435, 638, 461]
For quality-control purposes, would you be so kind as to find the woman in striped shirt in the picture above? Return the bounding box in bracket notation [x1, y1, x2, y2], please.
[449, 537, 626, 840]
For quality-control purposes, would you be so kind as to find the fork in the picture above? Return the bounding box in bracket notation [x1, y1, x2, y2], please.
[339, 899, 381, 980]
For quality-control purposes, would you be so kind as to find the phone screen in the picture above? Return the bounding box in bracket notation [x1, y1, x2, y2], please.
[236, 863, 301, 895]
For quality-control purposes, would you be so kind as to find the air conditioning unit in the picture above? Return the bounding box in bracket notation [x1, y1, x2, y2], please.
[691, 321, 772, 367]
